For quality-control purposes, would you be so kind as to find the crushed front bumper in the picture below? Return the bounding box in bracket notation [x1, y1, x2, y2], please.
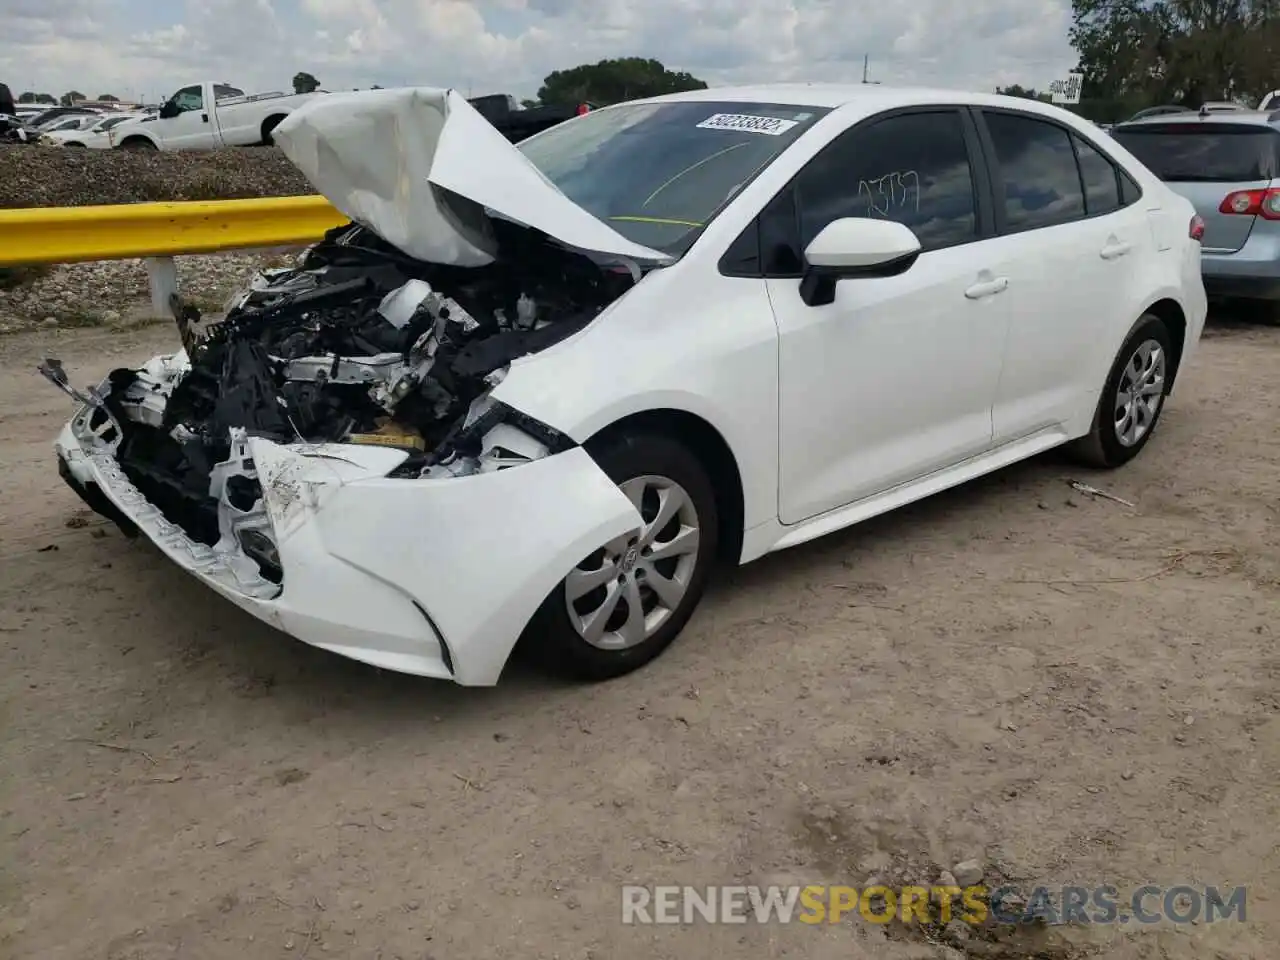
[55, 414, 641, 686]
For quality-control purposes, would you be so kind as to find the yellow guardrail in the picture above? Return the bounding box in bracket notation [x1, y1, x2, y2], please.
[0, 195, 348, 266]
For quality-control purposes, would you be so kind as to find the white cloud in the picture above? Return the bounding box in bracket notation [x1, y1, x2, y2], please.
[0, 0, 1077, 102]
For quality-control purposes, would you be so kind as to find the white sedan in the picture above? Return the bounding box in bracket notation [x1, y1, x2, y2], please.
[46, 84, 1207, 685]
[45, 112, 150, 148]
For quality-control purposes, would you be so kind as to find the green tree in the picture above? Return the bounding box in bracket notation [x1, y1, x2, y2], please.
[292, 72, 320, 94]
[34, 92, 56, 104]
[59, 90, 86, 106]
[96, 93, 119, 101]
[18, 91, 36, 103]
[520, 98, 540, 109]
[995, 84, 1052, 102]
[536, 57, 707, 106]
[1070, 0, 1280, 112]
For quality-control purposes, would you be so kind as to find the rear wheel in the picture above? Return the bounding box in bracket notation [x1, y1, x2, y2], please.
[261, 115, 285, 145]
[118, 137, 155, 151]
[1069, 314, 1172, 468]
[534, 433, 718, 681]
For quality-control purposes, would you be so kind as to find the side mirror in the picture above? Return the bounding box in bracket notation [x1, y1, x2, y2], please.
[158, 101, 180, 119]
[799, 218, 922, 307]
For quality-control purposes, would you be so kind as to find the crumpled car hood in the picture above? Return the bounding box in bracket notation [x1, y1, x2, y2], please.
[273, 87, 672, 267]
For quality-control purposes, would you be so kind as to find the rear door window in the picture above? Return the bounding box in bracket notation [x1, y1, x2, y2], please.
[1072, 134, 1121, 215]
[1111, 124, 1280, 181]
[983, 112, 1086, 232]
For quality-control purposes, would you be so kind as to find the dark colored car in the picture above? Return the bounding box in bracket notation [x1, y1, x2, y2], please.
[0, 83, 15, 117]
[467, 93, 589, 143]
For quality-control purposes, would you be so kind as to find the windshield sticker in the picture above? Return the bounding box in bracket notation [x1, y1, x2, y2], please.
[696, 113, 799, 136]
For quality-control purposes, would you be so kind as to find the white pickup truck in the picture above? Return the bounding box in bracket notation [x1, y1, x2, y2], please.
[110, 80, 319, 151]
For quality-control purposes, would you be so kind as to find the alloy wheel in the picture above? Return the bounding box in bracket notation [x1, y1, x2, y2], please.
[1113, 338, 1166, 447]
[564, 475, 701, 650]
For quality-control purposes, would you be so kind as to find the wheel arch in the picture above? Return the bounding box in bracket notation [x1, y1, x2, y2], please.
[117, 134, 157, 150]
[261, 114, 287, 144]
[583, 408, 746, 567]
[1142, 297, 1188, 391]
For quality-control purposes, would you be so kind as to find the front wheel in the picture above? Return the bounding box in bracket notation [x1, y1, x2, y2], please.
[534, 433, 719, 681]
[1069, 313, 1173, 468]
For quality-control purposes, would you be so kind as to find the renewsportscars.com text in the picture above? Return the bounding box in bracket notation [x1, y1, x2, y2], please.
[620, 884, 1247, 926]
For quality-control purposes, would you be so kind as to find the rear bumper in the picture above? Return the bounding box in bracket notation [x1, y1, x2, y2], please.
[55, 416, 641, 686]
[1201, 227, 1280, 299]
[1201, 275, 1280, 300]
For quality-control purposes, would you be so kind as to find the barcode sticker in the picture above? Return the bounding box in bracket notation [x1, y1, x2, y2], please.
[696, 113, 799, 136]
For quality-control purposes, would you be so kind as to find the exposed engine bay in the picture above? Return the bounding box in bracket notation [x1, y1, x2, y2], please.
[45, 220, 636, 562]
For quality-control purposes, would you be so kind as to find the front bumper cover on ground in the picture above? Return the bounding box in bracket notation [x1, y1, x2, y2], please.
[56, 412, 642, 686]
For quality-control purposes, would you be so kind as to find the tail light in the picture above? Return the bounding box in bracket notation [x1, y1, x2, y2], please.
[1218, 188, 1280, 219]
[576, 103, 591, 116]
[1189, 215, 1205, 241]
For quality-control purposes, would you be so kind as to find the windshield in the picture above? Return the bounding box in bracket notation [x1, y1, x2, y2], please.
[1113, 124, 1280, 181]
[517, 100, 831, 253]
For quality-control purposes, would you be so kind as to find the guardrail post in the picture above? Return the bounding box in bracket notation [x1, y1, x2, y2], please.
[146, 257, 178, 319]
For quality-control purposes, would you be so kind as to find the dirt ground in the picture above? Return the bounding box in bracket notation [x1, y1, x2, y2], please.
[1, 316, 1277, 960]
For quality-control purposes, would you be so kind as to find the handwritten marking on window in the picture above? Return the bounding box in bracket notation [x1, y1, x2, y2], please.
[857, 171, 920, 218]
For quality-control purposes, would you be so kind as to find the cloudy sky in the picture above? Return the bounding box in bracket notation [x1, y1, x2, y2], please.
[5, 0, 1077, 103]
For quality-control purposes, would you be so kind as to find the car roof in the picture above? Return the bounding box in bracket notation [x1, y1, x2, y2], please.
[630, 83, 1088, 118]
[1114, 110, 1280, 130]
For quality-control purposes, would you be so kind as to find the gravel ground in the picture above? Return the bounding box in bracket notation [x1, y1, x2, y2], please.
[0, 317, 1278, 959]
[0, 254, 289, 334]
[0, 143, 317, 332]
[0, 143, 313, 209]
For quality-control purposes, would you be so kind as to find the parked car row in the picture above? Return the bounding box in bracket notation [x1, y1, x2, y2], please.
[110, 81, 592, 151]
[43, 111, 154, 148]
[4, 76, 595, 152]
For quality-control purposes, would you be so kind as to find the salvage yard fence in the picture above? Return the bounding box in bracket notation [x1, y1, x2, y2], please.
[0, 196, 347, 316]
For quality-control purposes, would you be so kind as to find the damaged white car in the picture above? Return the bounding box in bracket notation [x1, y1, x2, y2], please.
[45, 85, 1206, 685]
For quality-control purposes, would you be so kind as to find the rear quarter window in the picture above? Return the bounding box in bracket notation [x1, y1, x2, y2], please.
[1112, 124, 1280, 181]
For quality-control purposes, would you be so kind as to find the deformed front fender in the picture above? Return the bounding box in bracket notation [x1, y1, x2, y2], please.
[254, 440, 643, 685]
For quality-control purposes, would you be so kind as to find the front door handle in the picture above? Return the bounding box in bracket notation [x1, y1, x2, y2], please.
[201, 113, 209, 122]
[1100, 240, 1131, 259]
[964, 276, 1009, 299]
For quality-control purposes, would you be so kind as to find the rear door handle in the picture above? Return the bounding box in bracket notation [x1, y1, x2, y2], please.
[1100, 241, 1131, 259]
[964, 277, 1008, 299]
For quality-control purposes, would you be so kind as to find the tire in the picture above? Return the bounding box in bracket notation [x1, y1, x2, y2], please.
[533, 432, 719, 681]
[119, 137, 155, 151]
[261, 116, 284, 145]
[1069, 313, 1173, 468]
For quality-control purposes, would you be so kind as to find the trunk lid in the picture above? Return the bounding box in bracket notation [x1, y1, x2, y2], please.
[1165, 178, 1271, 253]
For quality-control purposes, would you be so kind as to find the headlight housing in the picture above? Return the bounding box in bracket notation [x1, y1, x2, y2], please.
[387, 400, 574, 479]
